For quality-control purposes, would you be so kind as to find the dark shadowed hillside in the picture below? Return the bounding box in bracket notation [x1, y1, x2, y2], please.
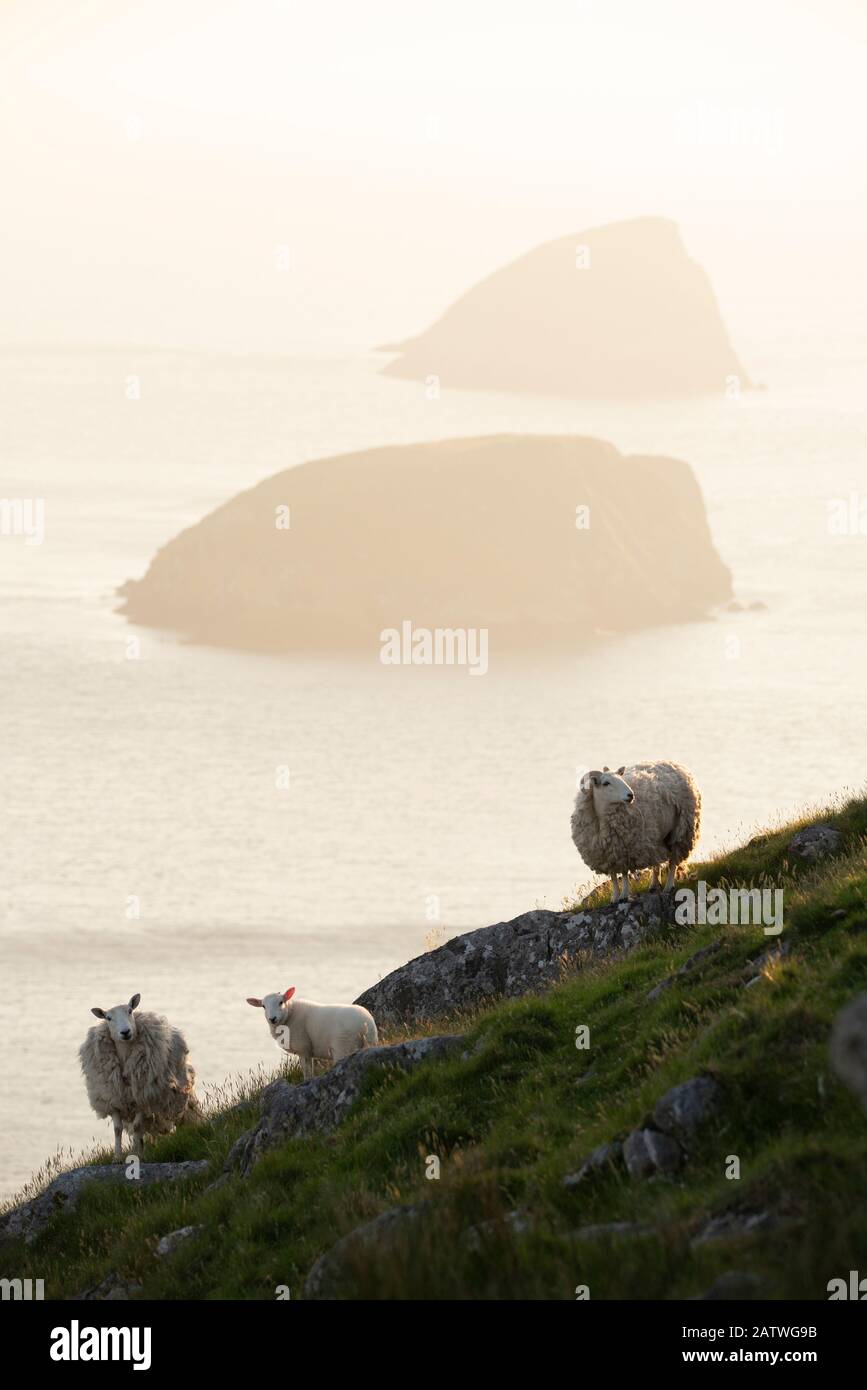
[382, 218, 751, 398]
[118, 434, 732, 652]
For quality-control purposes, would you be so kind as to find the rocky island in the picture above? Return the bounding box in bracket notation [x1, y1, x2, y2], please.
[382, 217, 751, 398]
[118, 433, 732, 652]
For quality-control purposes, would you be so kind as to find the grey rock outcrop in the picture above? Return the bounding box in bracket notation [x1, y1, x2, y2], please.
[356, 898, 678, 1029]
[227, 1034, 465, 1177]
[787, 825, 842, 863]
[652, 1076, 724, 1144]
[623, 1127, 682, 1179]
[0, 1160, 208, 1246]
[592, 1074, 724, 1185]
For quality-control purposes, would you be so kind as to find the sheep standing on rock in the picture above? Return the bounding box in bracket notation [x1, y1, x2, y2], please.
[79, 994, 203, 1162]
[571, 761, 701, 903]
[246, 988, 378, 1080]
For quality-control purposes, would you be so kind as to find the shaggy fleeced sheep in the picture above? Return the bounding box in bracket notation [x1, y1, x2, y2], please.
[246, 988, 378, 1079]
[79, 993, 203, 1162]
[571, 760, 701, 903]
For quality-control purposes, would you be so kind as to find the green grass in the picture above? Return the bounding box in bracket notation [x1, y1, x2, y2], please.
[3, 793, 867, 1299]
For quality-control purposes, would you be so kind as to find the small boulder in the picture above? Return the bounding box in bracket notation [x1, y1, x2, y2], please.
[653, 1075, 723, 1144]
[156, 1225, 201, 1258]
[787, 825, 842, 863]
[623, 1128, 682, 1179]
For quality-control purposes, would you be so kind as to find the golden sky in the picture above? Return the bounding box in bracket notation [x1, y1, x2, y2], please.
[2, 0, 866, 353]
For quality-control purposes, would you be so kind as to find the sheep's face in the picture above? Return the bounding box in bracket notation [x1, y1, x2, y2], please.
[582, 768, 634, 811]
[91, 993, 141, 1043]
[247, 988, 296, 1035]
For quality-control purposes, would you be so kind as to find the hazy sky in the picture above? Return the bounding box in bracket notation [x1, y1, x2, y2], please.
[3, 0, 866, 356]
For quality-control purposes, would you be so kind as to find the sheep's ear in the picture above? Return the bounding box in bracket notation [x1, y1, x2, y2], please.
[603, 766, 610, 772]
[246, 997, 263, 1008]
[616, 766, 626, 776]
[128, 993, 141, 1011]
[91, 1007, 106, 1019]
[283, 987, 296, 1002]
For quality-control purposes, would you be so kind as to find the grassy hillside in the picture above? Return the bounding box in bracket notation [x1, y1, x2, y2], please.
[3, 795, 866, 1300]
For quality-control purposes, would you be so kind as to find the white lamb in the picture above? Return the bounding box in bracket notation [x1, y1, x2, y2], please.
[79, 993, 203, 1162]
[571, 760, 701, 903]
[246, 987, 378, 1079]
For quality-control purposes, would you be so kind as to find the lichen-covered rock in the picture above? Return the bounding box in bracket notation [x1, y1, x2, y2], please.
[652, 1076, 723, 1144]
[787, 825, 842, 863]
[623, 1128, 682, 1179]
[829, 993, 867, 1111]
[355, 899, 677, 1029]
[0, 1161, 209, 1246]
[227, 1035, 464, 1177]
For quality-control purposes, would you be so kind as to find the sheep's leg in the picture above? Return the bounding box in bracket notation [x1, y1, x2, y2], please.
[111, 1110, 124, 1163]
[131, 1113, 145, 1157]
[651, 865, 661, 891]
[621, 872, 632, 901]
[663, 861, 679, 893]
[610, 874, 621, 903]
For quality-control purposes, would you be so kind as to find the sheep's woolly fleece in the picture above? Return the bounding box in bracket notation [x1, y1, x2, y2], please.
[79, 1012, 201, 1133]
[571, 760, 701, 877]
